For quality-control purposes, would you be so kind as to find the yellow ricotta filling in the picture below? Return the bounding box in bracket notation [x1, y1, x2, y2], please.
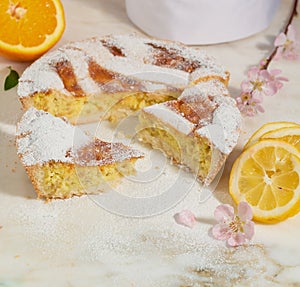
[137, 113, 212, 180]
[29, 160, 137, 199]
[23, 91, 179, 124]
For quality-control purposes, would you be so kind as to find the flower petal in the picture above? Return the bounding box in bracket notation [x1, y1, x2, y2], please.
[227, 233, 246, 247]
[269, 69, 282, 76]
[243, 105, 257, 117]
[259, 69, 272, 82]
[174, 210, 196, 228]
[274, 33, 286, 46]
[241, 80, 253, 93]
[235, 96, 243, 105]
[287, 24, 296, 42]
[251, 89, 264, 101]
[214, 204, 234, 223]
[282, 48, 299, 60]
[243, 221, 255, 240]
[251, 92, 263, 103]
[247, 66, 260, 79]
[276, 76, 288, 82]
[274, 47, 283, 60]
[237, 202, 253, 221]
[263, 82, 277, 96]
[255, 104, 265, 113]
[212, 223, 231, 241]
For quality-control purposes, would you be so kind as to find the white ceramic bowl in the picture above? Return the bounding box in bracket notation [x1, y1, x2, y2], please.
[125, 0, 280, 45]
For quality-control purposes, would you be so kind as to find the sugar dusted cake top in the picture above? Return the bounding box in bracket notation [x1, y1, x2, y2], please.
[18, 34, 229, 99]
[16, 107, 143, 166]
[143, 80, 241, 155]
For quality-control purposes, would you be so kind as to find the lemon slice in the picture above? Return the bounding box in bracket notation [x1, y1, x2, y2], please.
[260, 126, 300, 151]
[244, 121, 299, 150]
[230, 139, 300, 223]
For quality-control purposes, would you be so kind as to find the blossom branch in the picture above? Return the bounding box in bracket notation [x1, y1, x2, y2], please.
[237, 0, 299, 117]
[262, 0, 298, 69]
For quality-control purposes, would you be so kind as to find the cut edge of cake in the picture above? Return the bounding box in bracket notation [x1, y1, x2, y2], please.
[16, 107, 144, 199]
[137, 80, 242, 185]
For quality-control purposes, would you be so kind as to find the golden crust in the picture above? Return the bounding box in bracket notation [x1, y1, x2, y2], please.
[191, 72, 230, 87]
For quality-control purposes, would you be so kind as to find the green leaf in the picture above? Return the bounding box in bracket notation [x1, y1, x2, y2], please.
[4, 67, 19, 91]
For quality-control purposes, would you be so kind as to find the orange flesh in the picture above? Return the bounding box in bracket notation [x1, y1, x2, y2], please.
[0, 1, 58, 47]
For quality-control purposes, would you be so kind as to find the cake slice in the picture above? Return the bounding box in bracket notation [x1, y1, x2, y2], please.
[137, 80, 241, 185]
[16, 107, 143, 199]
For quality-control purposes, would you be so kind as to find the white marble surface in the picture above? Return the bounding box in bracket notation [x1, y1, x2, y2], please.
[0, 0, 300, 286]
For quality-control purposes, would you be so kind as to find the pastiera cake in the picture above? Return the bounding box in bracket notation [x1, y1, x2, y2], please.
[16, 107, 143, 199]
[17, 33, 241, 188]
[137, 80, 241, 185]
[17, 34, 229, 124]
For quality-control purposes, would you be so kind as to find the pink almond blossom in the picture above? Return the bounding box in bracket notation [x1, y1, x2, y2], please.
[237, 66, 287, 116]
[236, 92, 265, 117]
[212, 202, 255, 247]
[268, 69, 288, 90]
[241, 66, 277, 99]
[274, 24, 300, 60]
[174, 210, 196, 228]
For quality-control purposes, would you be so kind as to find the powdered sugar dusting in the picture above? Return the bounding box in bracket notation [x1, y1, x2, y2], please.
[196, 103, 242, 154]
[105, 56, 189, 87]
[179, 79, 229, 102]
[190, 65, 228, 84]
[143, 102, 196, 135]
[18, 50, 71, 98]
[16, 107, 89, 166]
[61, 47, 102, 95]
[6, 194, 282, 287]
[16, 108, 143, 166]
[182, 81, 241, 155]
[18, 34, 228, 98]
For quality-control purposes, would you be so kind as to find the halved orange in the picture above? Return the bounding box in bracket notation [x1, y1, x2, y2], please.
[0, 0, 65, 61]
[230, 139, 300, 223]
